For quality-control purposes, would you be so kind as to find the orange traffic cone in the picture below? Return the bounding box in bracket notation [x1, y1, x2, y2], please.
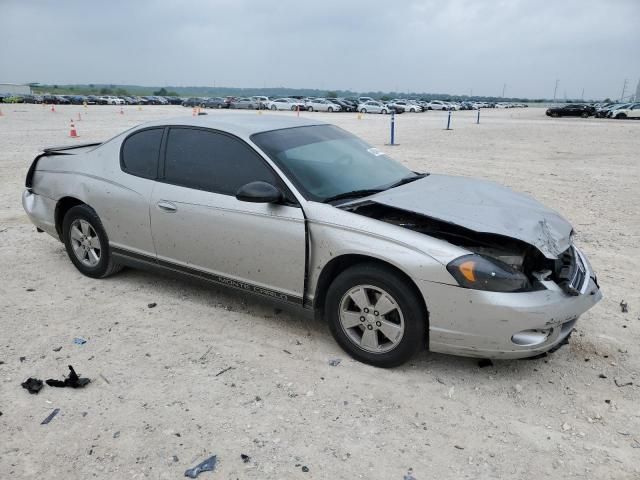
[119, 107, 124, 115]
[69, 119, 79, 138]
[51, 104, 56, 113]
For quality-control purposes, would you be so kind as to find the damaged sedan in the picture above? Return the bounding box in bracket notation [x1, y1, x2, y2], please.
[23, 115, 602, 367]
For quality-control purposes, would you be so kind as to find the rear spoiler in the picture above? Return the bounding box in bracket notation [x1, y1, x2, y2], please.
[26, 142, 102, 190]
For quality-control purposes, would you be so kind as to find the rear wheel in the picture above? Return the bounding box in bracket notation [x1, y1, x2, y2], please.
[328, 106, 334, 112]
[271, 105, 277, 111]
[325, 264, 427, 368]
[307, 106, 314, 112]
[360, 108, 367, 114]
[581, 112, 589, 118]
[62, 204, 122, 279]
[615, 113, 626, 119]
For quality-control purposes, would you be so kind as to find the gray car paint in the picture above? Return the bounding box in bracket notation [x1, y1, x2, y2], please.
[365, 174, 573, 259]
[22, 113, 601, 359]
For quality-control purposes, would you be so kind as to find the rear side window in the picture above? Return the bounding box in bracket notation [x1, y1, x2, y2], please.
[121, 128, 163, 179]
[164, 127, 277, 195]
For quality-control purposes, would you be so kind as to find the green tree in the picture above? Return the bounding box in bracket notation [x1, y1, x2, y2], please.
[380, 95, 391, 101]
[115, 88, 130, 96]
[326, 91, 338, 98]
[99, 87, 113, 95]
[153, 87, 168, 96]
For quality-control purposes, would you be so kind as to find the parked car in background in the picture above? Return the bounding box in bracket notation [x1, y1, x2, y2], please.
[609, 103, 640, 119]
[388, 100, 422, 113]
[267, 98, 305, 111]
[545, 104, 595, 118]
[22, 115, 602, 367]
[328, 98, 355, 112]
[425, 100, 450, 110]
[358, 101, 390, 114]
[201, 97, 225, 109]
[251, 96, 270, 109]
[182, 97, 205, 108]
[229, 97, 258, 109]
[306, 98, 341, 112]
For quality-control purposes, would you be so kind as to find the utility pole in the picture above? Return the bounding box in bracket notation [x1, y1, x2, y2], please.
[502, 83, 506, 98]
[581, 88, 584, 101]
[553, 79, 560, 103]
[620, 78, 628, 101]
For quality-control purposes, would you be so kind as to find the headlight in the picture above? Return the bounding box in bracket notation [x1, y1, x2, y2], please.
[446, 254, 531, 292]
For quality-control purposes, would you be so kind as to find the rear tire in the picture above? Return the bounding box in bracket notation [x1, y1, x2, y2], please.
[581, 112, 589, 118]
[307, 106, 313, 112]
[62, 204, 123, 279]
[325, 263, 427, 368]
[360, 108, 367, 114]
[615, 113, 626, 119]
[328, 107, 333, 112]
[271, 105, 277, 111]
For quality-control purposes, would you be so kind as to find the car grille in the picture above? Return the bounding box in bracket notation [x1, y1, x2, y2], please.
[555, 247, 587, 296]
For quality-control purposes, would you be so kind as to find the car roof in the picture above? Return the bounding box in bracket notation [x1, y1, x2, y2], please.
[137, 113, 328, 137]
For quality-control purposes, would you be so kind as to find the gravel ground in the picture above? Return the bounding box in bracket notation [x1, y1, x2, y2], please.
[0, 104, 638, 479]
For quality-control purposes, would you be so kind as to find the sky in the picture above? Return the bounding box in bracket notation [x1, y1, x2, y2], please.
[2, 0, 639, 99]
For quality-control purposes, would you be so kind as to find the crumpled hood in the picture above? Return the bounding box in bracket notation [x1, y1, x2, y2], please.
[367, 174, 573, 259]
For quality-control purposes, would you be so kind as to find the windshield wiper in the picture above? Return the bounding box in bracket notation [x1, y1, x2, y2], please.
[385, 173, 427, 189]
[322, 174, 427, 204]
[322, 189, 385, 204]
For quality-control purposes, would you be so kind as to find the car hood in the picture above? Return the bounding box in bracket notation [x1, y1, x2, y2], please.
[366, 174, 573, 259]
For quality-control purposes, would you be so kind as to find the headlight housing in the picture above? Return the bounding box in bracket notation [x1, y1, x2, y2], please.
[446, 254, 531, 292]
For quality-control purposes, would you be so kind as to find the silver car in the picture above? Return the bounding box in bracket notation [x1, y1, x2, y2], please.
[22, 115, 602, 367]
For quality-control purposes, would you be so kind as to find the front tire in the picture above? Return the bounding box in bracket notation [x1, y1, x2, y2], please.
[62, 204, 122, 279]
[325, 263, 427, 368]
[360, 108, 367, 114]
[271, 105, 277, 111]
[615, 113, 626, 119]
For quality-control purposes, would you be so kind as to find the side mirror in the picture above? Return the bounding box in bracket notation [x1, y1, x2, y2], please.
[236, 181, 283, 203]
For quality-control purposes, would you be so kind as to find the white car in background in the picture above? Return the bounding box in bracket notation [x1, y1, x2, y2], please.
[389, 100, 422, 113]
[357, 101, 390, 114]
[99, 96, 125, 105]
[425, 100, 450, 111]
[267, 98, 305, 111]
[610, 103, 640, 119]
[306, 98, 341, 112]
[251, 96, 270, 109]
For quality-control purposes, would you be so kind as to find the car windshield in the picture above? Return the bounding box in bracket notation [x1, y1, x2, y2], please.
[252, 125, 419, 202]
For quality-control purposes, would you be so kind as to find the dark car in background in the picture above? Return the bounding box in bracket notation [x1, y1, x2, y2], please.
[202, 97, 226, 109]
[546, 104, 595, 118]
[328, 98, 355, 112]
[229, 97, 257, 109]
[182, 97, 205, 107]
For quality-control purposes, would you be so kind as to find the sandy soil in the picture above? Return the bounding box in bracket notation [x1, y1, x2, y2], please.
[0, 104, 638, 479]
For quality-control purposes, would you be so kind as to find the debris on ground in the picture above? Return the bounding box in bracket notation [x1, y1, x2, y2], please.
[73, 337, 87, 345]
[26, 288, 35, 292]
[614, 378, 633, 387]
[620, 300, 628, 313]
[184, 455, 217, 478]
[148, 302, 157, 308]
[52, 346, 62, 352]
[478, 359, 493, 368]
[403, 468, 417, 480]
[100, 373, 110, 384]
[45, 365, 90, 388]
[41, 408, 60, 425]
[328, 358, 341, 366]
[301, 466, 309, 472]
[19, 356, 26, 362]
[215, 366, 233, 377]
[240, 454, 250, 463]
[113, 431, 120, 438]
[21, 377, 44, 394]
[599, 373, 607, 379]
[454, 445, 465, 450]
[283, 349, 292, 355]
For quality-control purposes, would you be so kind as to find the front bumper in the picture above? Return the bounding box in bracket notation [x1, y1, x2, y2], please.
[418, 253, 602, 359]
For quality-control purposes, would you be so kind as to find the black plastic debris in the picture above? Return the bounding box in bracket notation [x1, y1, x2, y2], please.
[328, 359, 341, 367]
[614, 378, 633, 387]
[241, 454, 250, 463]
[620, 300, 628, 313]
[184, 455, 217, 478]
[19, 356, 26, 362]
[41, 408, 60, 425]
[599, 373, 607, 379]
[73, 337, 87, 345]
[46, 365, 90, 389]
[215, 366, 233, 377]
[478, 359, 493, 368]
[301, 466, 309, 472]
[21, 377, 44, 394]
[53, 346, 62, 352]
[404, 469, 417, 480]
[148, 302, 157, 308]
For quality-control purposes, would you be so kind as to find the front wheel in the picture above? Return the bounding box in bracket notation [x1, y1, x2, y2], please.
[581, 112, 589, 118]
[381, 109, 388, 114]
[325, 263, 427, 368]
[360, 108, 367, 114]
[615, 113, 626, 119]
[62, 204, 123, 279]
[271, 105, 277, 111]
[307, 106, 314, 112]
[327, 107, 333, 112]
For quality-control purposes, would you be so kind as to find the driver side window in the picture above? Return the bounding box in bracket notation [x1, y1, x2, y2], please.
[163, 127, 278, 196]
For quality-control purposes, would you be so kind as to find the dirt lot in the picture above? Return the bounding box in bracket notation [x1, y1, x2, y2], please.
[1, 105, 638, 479]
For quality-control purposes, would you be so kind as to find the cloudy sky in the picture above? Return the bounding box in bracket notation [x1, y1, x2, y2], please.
[2, 0, 639, 99]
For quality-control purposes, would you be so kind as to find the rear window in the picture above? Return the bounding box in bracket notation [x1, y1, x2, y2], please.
[121, 128, 163, 179]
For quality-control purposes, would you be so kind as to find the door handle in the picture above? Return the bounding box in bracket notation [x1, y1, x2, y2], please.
[157, 201, 177, 212]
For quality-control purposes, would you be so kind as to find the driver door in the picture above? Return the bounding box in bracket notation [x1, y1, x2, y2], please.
[150, 127, 306, 303]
